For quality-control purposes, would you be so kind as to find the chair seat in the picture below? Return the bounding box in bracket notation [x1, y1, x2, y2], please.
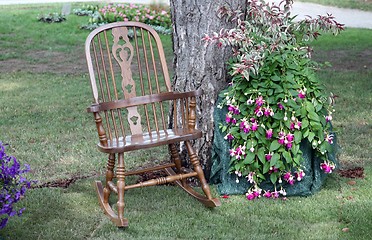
[97, 128, 202, 153]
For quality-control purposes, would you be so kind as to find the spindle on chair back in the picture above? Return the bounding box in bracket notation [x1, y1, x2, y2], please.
[85, 22, 220, 228]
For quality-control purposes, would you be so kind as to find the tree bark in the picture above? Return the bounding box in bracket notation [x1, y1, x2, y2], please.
[170, 0, 248, 178]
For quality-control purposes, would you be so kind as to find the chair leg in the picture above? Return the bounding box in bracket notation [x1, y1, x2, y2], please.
[169, 143, 186, 186]
[104, 153, 115, 203]
[116, 153, 127, 227]
[176, 140, 221, 207]
[95, 153, 128, 227]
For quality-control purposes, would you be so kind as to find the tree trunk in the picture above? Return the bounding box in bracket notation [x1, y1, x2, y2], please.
[170, 0, 248, 178]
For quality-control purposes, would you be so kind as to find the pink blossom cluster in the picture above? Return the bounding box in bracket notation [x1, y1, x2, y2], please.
[283, 170, 305, 185]
[290, 118, 302, 130]
[263, 188, 286, 199]
[229, 145, 246, 160]
[320, 161, 336, 173]
[239, 118, 258, 133]
[246, 186, 262, 200]
[297, 89, 306, 99]
[97, 3, 171, 28]
[278, 131, 295, 149]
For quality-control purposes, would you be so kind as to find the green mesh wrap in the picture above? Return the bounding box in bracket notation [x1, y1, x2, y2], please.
[210, 98, 339, 196]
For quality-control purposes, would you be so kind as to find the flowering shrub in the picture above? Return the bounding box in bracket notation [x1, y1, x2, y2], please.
[204, 0, 343, 200]
[0, 142, 32, 229]
[37, 13, 66, 23]
[85, 3, 171, 30]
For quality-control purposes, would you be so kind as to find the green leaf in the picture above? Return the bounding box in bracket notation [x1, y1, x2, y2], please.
[302, 119, 309, 129]
[270, 173, 278, 184]
[269, 141, 281, 151]
[243, 152, 255, 164]
[308, 111, 320, 122]
[310, 121, 322, 131]
[283, 151, 292, 164]
[305, 101, 315, 113]
[263, 162, 270, 174]
[240, 132, 248, 140]
[291, 144, 300, 155]
[294, 131, 302, 144]
[270, 153, 280, 167]
[303, 128, 310, 138]
[221, 125, 227, 133]
[293, 153, 303, 165]
[257, 148, 265, 164]
[308, 132, 315, 142]
[271, 75, 281, 82]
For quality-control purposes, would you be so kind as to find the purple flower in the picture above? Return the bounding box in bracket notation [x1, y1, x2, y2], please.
[268, 166, 278, 174]
[251, 122, 258, 131]
[298, 89, 306, 99]
[240, 119, 251, 133]
[320, 161, 335, 173]
[225, 113, 232, 123]
[263, 191, 272, 198]
[246, 193, 255, 200]
[265, 152, 272, 161]
[224, 133, 234, 141]
[286, 133, 294, 142]
[283, 172, 295, 185]
[295, 170, 305, 181]
[255, 96, 265, 106]
[247, 98, 254, 105]
[266, 129, 273, 139]
[255, 106, 263, 117]
[0, 142, 33, 229]
[271, 191, 280, 198]
[277, 102, 284, 110]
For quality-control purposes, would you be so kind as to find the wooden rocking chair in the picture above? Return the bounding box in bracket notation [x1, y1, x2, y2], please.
[85, 22, 221, 227]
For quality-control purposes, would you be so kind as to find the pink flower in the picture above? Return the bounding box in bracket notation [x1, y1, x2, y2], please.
[234, 145, 246, 160]
[290, 119, 302, 130]
[229, 149, 236, 157]
[271, 191, 280, 198]
[263, 191, 272, 198]
[251, 122, 258, 131]
[298, 89, 306, 99]
[228, 105, 235, 112]
[277, 102, 284, 110]
[246, 193, 255, 200]
[266, 129, 273, 139]
[255, 96, 265, 106]
[247, 98, 254, 105]
[325, 114, 333, 122]
[225, 113, 232, 123]
[247, 172, 255, 184]
[286, 133, 294, 142]
[265, 152, 273, 161]
[240, 119, 251, 133]
[320, 162, 336, 173]
[283, 172, 295, 185]
[325, 133, 334, 144]
[255, 106, 263, 117]
[295, 170, 305, 181]
[224, 133, 234, 141]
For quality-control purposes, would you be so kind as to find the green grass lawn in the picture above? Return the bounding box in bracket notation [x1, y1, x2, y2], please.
[0, 3, 371, 240]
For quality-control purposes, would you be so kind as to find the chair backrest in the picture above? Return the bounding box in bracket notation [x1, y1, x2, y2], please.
[85, 22, 176, 140]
